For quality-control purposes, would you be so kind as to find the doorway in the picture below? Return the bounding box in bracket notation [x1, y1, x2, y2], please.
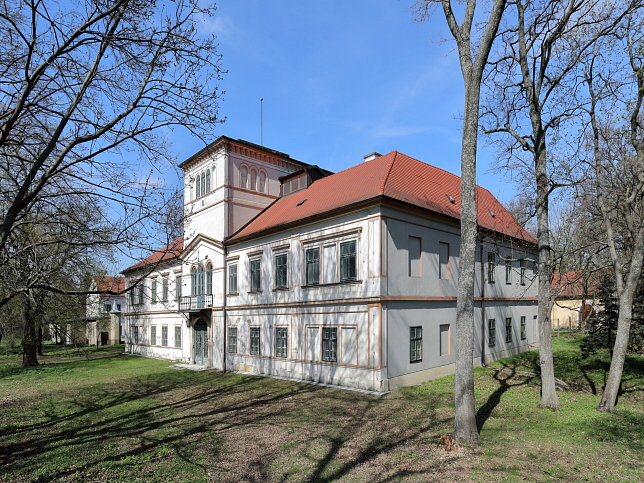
[193, 320, 208, 365]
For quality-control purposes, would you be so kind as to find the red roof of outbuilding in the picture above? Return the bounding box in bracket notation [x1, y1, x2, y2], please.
[552, 271, 601, 299]
[121, 236, 184, 274]
[229, 151, 536, 243]
[95, 276, 125, 293]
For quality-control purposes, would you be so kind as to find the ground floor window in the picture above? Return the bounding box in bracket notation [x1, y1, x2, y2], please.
[439, 324, 450, 356]
[488, 319, 496, 347]
[228, 327, 237, 353]
[161, 325, 168, 346]
[250, 327, 260, 356]
[322, 327, 337, 362]
[275, 327, 288, 358]
[150, 325, 157, 345]
[410, 326, 422, 362]
[174, 325, 182, 348]
[520, 316, 526, 340]
[505, 318, 512, 343]
[132, 325, 139, 344]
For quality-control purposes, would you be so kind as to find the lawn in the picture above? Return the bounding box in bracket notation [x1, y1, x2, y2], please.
[0, 337, 642, 482]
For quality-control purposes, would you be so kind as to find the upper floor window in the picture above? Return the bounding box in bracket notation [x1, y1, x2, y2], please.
[151, 279, 158, 303]
[104, 303, 112, 312]
[240, 165, 248, 189]
[175, 275, 182, 301]
[439, 242, 450, 280]
[487, 252, 496, 283]
[274, 253, 288, 289]
[228, 263, 238, 294]
[258, 171, 267, 193]
[206, 263, 213, 295]
[191, 265, 205, 296]
[205, 169, 211, 193]
[162, 276, 169, 302]
[200, 171, 206, 196]
[340, 240, 357, 282]
[250, 168, 257, 191]
[305, 247, 320, 285]
[520, 259, 526, 285]
[505, 258, 512, 284]
[195, 173, 202, 198]
[250, 258, 261, 292]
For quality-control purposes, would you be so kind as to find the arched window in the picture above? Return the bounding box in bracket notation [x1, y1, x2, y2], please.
[211, 166, 216, 191]
[195, 174, 201, 199]
[200, 171, 206, 197]
[240, 165, 248, 189]
[250, 168, 257, 191]
[191, 266, 197, 296]
[197, 264, 205, 295]
[206, 263, 213, 294]
[259, 171, 267, 193]
[205, 169, 211, 193]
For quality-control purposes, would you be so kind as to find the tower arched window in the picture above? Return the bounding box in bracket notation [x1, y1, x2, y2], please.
[206, 263, 213, 295]
[191, 266, 197, 296]
[250, 168, 257, 191]
[197, 264, 205, 295]
[205, 169, 211, 193]
[240, 165, 248, 189]
[211, 166, 216, 191]
[259, 171, 267, 193]
[195, 174, 201, 199]
[200, 171, 206, 197]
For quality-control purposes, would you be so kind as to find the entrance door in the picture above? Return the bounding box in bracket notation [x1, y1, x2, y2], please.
[193, 320, 208, 365]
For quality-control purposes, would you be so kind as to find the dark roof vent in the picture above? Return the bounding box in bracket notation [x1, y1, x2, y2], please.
[488, 208, 496, 218]
[296, 199, 307, 207]
[446, 194, 456, 204]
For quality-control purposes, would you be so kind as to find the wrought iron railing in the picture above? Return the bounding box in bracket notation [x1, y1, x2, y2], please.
[179, 294, 213, 311]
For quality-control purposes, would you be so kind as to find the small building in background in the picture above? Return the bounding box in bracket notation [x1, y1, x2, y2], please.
[86, 276, 126, 345]
[551, 271, 601, 330]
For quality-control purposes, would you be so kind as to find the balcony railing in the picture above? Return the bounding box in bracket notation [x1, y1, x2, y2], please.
[179, 295, 214, 312]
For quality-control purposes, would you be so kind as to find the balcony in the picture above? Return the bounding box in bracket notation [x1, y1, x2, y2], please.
[179, 295, 214, 312]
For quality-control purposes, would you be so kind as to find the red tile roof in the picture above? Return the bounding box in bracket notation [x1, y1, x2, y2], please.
[121, 237, 184, 274]
[551, 271, 601, 299]
[95, 276, 126, 293]
[229, 151, 536, 243]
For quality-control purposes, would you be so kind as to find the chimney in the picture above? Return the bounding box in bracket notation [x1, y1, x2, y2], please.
[363, 152, 382, 162]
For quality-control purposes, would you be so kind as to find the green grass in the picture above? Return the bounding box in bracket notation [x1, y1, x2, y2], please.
[0, 337, 642, 481]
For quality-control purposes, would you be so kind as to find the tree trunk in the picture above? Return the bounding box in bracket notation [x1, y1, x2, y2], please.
[37, 324, 44, 356]
[535, 149, 560, 410]
[21, 294, 39, 367]
[453, 75, 480, 445]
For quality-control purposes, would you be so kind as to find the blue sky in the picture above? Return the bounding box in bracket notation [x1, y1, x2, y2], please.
[170, 0, 518, 203]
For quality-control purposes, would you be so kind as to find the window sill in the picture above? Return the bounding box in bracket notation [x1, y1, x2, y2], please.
[410, 359, 422, 364]
[227, 292, 239, 296]
[302, 280, 362, 289]
[273, 287, 289, 292]
[247, 290, 262, 294]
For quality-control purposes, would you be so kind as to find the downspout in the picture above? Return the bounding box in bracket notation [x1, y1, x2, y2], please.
[223, 242, 227, 373]
[480, 235, 486, 367]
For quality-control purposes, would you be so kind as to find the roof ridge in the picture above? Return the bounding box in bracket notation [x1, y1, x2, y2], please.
[380, 150, 398, 194]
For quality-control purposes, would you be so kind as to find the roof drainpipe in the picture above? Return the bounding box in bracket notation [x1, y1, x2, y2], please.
[480, 235, 486, 367]
[222, 243, 227, 373]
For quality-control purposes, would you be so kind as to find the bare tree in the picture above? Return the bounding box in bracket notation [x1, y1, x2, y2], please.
[416, 0, 507, 445]
[482, 0, 639, 410]
[583, 16, 644, 410]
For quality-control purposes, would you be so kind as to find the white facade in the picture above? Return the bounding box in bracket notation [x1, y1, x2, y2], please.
[123, 137, 538, 392]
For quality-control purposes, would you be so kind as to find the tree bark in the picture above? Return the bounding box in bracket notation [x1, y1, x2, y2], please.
[21, 293, 39, 367]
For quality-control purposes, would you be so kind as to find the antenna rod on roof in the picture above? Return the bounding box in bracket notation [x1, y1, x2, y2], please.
[260, 97, 264, 146]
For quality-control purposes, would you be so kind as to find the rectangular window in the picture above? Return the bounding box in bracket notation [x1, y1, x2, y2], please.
[323, 244, 337, 284]
[150, 325, 157, 345]
[439, 242, 449, 279]
[133, 325, 139, 344]
[340, 240, 357, 282]
[520, 316, 526, 340]
[505, 318, 513, 343]
[505, 258, 512, 284]
[488, 319, 496, 347]
[275, 327, 288, 358]
[487, 252, 496, 283]
[408, 236, 421, 277]
[322, 327, 337, 362]
[129, 287, 135, 305]
[104, 304, 112, 312]
[306, 247, 320, 285]
[440, 324, 450, 356]
[228, 263, 238, 294]
[162, 276, 169, 301]
[175, 275, 182, 301]
[174, 325, 182, 348]
[117, 304, 121, 311]
[151, 279, 158, 303]
[520, 259, 526, 285]
[228, 327, 237, 353]
[274, 253, 288, 289]
[161, 325, 168, 346]
[250, 259, 261, 292]
[410, 326, 422, 363]
[250, 327, 260, 355]
[135, 283, 144, 305]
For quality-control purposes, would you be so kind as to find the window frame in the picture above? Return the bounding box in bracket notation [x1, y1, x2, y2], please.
[227, 327, 238, 353]
[275, 327, 288, 358]
[228, 263, 238, 294]
[174, 325, 182, 348]
[305, 247, 320, 286]
[410, 326, 422, 363]
[104, 303, 112, 312]
[132, 325, 140, 344]
[162, 276, 169, 302]
[322, 327, 338, 362]
[274, 252, 288, 289]
[151, 279, 158, 303]
[150, 325, 157, 345]
[505, 317, 513, 344]
[505, 258, 512, 284]
[339, 240, 357, 282]
[250, 327, 260, 356]
[161, 325, 168, 346]
[175, 275, 182, 301]
[487, 252, 496, 283]
[249, 258, 262, 292]
[206, 263, 213, 295]
[488, 319, 496, 347]
[520, 259, 526, 285]
[520, 316, 527, 340]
